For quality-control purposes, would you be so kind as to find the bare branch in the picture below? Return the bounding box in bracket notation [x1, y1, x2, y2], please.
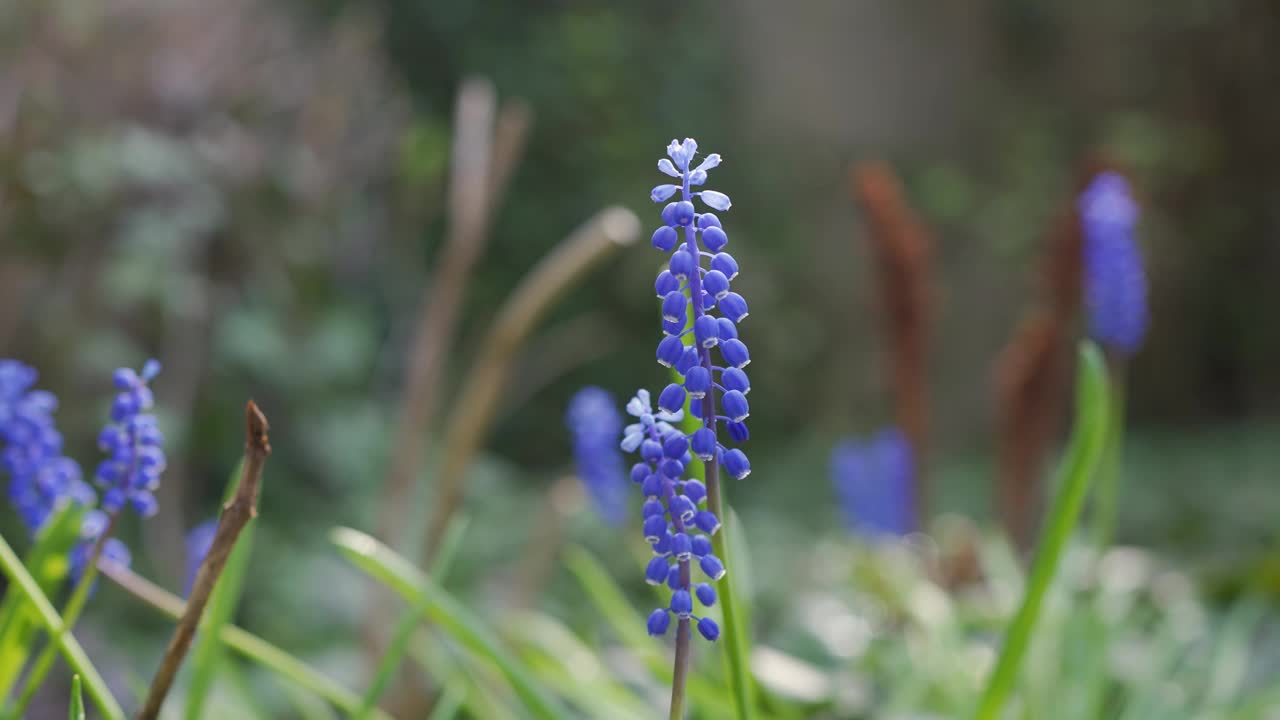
[136, 401, 271, 720]
[420, 206, 640, 562]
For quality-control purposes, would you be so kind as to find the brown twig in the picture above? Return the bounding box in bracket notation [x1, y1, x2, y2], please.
[376, 80, 531, 552]
[507, 475, 583, 609]
[850, 162, 935, 526]
[365, 80, 530, 688]
[419, 206, 640, 563]
[137, 401, 271, 720]
[993, 169, 1094, 551]
[499, 312, 623, 417]
[994, 310, 1074, 550]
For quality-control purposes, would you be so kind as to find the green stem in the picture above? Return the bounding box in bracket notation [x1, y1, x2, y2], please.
[10, 514, 118, 719]
[1092, 362, 1127, 549]
[678, 300, 754, 720]
[707, 486, 754, 720]
[973, 343, 1111, 720]
[0, 533, 123, 720]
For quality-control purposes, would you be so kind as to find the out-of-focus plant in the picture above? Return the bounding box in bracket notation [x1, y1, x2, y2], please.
[993, 166, 1089, 551]
[1078, 172, 1148, 549]
[1, 359, 165, 719]
[831, 428, 917, 539]
[850, 162, 935, 524]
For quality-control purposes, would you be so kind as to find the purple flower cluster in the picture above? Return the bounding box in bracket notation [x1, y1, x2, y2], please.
[2, 358, 165, 583]
[94, 360, 165, 517]
[831, 427, 916, 538]
[0, 361, 94, 533]
[565, 387, 629, 526]
[624, 138, 754, 642]
[1079, 172, 1147, 356]
[621, 390, 722, 642]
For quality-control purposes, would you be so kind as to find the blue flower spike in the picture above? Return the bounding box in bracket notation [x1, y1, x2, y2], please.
[625, 138, 755, 657]
[1079, 172, 1148, 357]
[2, 358, 165, 589]
[94, 360, 166, 518]
[566, 387, 629, 526]
[831, 427, 917, 538]
[0, 361, 95, 534]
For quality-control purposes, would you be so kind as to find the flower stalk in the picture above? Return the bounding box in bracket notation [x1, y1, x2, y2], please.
[626, 138, 752, 719]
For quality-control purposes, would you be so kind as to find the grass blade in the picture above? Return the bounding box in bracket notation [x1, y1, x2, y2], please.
[356, 515, 470, 719]
[562, 546, 733, 718]
[330, 526, 566, 720]
[98, 561, 392, 720]
[0, 504, 82, 697]
[68, 674, 84, 720]
[972, 342, 1111, 720]
[0, 532, 124, 720]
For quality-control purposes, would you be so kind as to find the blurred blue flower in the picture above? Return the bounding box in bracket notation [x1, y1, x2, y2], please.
[94, 360, 166, 518]
[184, 519, 218, 596]
[1079, 172, 1147, 356]
[0, 360, 94, 533]
[566, 387, 629, 526]
[70, 536, 131, 585]
[831, 427, 916, 538]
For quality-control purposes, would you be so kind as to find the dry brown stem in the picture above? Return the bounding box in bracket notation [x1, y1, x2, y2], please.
[137, 401, 271, 720]
[851, 161, 935, 525]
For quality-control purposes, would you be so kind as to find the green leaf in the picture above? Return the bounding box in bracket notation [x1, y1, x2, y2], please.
[68, 675, 84, 720]
[187, 461, 258, 720]
[356, 515, 470, 720]
[330, 526, 566, 720]
[101, 563, 391, 720]
[562, 546, 732, 718]
[713, 505, 757, 720]
[425, 683, 465, 720]
[0, 504, 83, 697]
[503, 611, 651, 720]
[0, 532, 124, 720]
[972, 342, 1111, 720]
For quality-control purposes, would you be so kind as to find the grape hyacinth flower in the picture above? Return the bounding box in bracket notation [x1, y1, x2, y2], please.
[0, 360, 95, 533]
[73, 360, 166, 580]
[566, 387, 629, 526]
[1079, 172, 1147, 356]
[631, 138, 753, 714]
[831, 427, 916, 538]
[622, 389, 724, 640]
[94, 359, 166, 518]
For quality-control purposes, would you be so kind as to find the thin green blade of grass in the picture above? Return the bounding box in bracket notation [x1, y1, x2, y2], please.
[186, 460, 257, 720]
[426, 683, 466, 720]
[505, 610, 652, 720]
[0, 532, 123, 720]
[1091, 369, 1127, 549]
[972, 342, 1111, 720]
[562, 545, 734, 717]
[99, 561, 391, 720]
[412, 639, 520, 720]
[0, 504, 82, 696]
[330, 526, 566, 720]
[68, 674, 84, 720]
[356, 515, 470, 720]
